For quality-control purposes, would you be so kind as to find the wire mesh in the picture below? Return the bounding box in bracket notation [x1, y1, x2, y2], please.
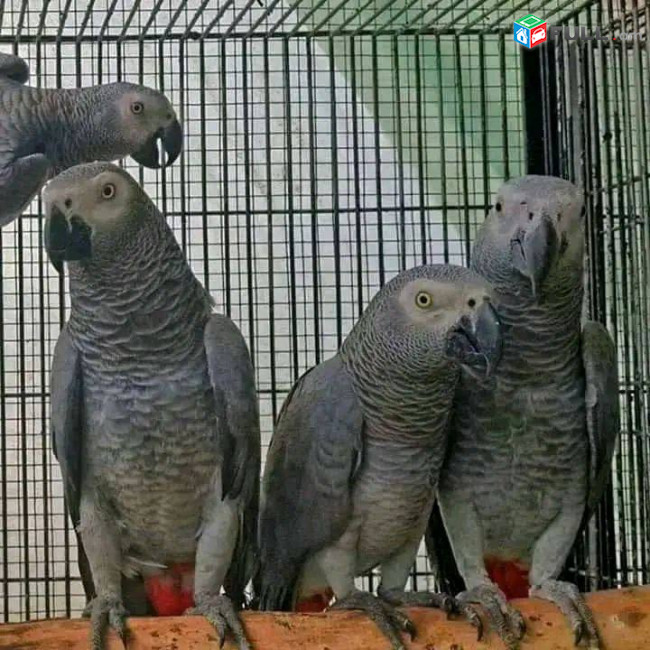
[0, 0, 647, 625]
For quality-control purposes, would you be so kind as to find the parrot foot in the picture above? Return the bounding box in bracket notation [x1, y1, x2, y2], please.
[186, 593, 251, 650]
[378, 586, 483, 639]
[378, 586, 455, 613]
[89, 595, 129, 650]
[530, 579, 600, 649]
[457, 582, 526, 650]
[331, 589, 416, 650]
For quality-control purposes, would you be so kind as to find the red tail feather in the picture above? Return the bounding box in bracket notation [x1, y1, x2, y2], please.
[144, 563, 195, 616]
[484, 556, 530, 600]
[295, 589, 334, 613]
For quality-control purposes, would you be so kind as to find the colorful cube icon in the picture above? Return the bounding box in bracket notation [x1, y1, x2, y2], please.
[514, 14, 547, 48]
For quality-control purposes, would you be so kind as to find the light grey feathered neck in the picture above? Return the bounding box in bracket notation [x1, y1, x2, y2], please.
[490, 268, 584, 376]
[340, 324, 459, 447]
[67, 220, 212, 369]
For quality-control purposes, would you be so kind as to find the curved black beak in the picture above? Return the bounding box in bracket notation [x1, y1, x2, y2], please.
[131, 118, 183, 169]
[44, 205, 92, 274]
[510, 215, 558, 300]
[445, 301, 503, 380]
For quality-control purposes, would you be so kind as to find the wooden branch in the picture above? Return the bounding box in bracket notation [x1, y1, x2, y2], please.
[2, 587, 649, 649]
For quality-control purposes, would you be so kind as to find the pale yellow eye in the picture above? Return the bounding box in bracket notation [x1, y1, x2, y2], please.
[415, 291, 433, 309]
[131, 101, 144, 115]
[102, 183, 116, 200]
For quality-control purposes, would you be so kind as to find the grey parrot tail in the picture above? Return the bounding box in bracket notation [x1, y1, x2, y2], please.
[254, 547, 299, 611]
[256, 580, 295, 612]
[75, 532, 96, 603]
[223, 481, 260, 609]
[425, 502, 466, 596]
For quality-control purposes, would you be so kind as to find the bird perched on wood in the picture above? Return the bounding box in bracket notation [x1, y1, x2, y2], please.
[258, 263, 503, 650]
[0, 52, 182, 227]
[427, 175, 620, 650]
[45, 162, 259, 650]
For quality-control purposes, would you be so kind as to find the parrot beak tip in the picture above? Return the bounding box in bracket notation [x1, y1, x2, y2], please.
[44, 205, 92, 269]
[447, 301, 503, 381]
[161, 119, 183, 168]
[132, 120, 182, 169]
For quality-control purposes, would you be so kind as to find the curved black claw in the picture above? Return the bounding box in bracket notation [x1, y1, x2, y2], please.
[331, 589, 415, 650]
[452, 599, 483, 640]
[90, 595, 129, 650]
[530, 580, 600, 649]
[186, 594, 251, 650]
[457, 583, 526, 650]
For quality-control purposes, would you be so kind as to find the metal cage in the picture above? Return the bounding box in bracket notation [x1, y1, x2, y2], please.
[0, 0, 648, 623]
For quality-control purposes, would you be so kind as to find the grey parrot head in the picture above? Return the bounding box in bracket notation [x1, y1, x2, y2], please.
[472, 175, 585, 301]
[43, 162, 153, 273]
[104, 82, 183, 168]
[356, 265, 503, 381]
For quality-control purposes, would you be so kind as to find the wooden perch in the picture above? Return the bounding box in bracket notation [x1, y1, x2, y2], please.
[2, 587, 649, 650]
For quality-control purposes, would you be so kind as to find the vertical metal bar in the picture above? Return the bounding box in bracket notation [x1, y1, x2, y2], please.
[498, 32, 510, 180]
[600, 0, 625, 589]
[371, 35, 385, 286]
[158, 38, 168, 218]
[635, 3, 650, 584]
[392, 34, 406, 269]
[414, 35, 427, 265]
[35, 38, 51, 619]
[17, 215, 29, 621]
[454, 34, 470, 264]
[631, 4, 650, 584]
[178, 38, 188, 254]
[608, 14, 631, 586]
[263, 36, 278, 420]
[284, 36, 300, 375]
[220, 38, 231, 313]
[328, 37, 343, 348]
[305, 37, 321, 363]
[619, 5, 645, 587]
[585, 11, 613, 587]
[137, 40, 145, 188]
[241, 37, 256, 363]
[435, 34, 449, 264]
[349, 37, 364, 318]
[478, 34, 489, 219]
[199, 39, 208, 279]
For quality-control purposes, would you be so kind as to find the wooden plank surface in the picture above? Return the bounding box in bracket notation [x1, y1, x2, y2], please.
[1, 586, 649, 649]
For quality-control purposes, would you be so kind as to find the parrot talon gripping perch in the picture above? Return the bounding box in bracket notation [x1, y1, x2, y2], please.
[89, 596, 129, 650]
[530, 580, 601, 649]
[457, 583, 526, 650]
[331, 589, 415, 650]
[186, 594, 251, 650]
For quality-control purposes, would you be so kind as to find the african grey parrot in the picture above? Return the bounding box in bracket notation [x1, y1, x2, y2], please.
[258, 264, 503, 650]
[0, 52, 182, 227]
[44, 162, 260, 650]
[427, 176, 620, 649]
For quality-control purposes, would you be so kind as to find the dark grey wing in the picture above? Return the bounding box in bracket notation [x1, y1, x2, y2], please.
[258, 355, 364, 611]
[582, 320, 620, 517]
[203, 313, 261, 606]
[0, 53, 29, 84]
[50, 325, 95, 601]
